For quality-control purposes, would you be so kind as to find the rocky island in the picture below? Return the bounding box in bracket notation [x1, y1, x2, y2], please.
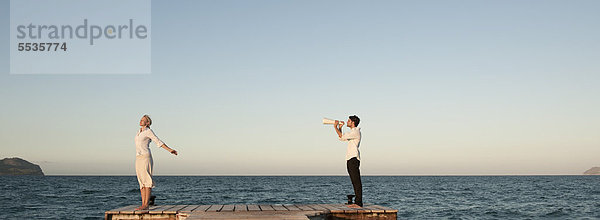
[0, 157, 44, 176]
[583, 167, 600, 175]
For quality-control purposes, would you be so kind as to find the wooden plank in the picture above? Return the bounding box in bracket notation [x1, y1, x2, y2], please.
[164, 205, 188, 214]
[106, 205, 138, 214]
[271, 204, 288, 211]
[334, 203, 354, 210]
[322, 204, 338, 211]
[149, 205, 176, 214]
[371, 209, 386, 213]
[362, 204, 376, 209]
[131, 205, 154, 214]
[322, 204, 344, 213]
[362, 205, 385, 213]
[179, 205, 200, 213]
[132, 205, 163, 214]
[259, 205, 276, 211]
[356, 208, 373, 213]
[247, 204, 261, 211]
[344, 206, 359, 214]
[338, 205, 358, 214]
[342, 203, 359, 214]
[366, 204, 384, 210]
[131, 207, 153, 214]
[206, 204, 224, 212]
[307, 204, 328, 211]
[191, 205, 212, 212]
[221, 205, 235, 212]
[189, 212, 313, 219]
[234, 204, 248, 211]
[283, 204, 301, 211]
[295, 204, 315, 211]
[369, 204, 398, 213]
[318, 204, 337, 211]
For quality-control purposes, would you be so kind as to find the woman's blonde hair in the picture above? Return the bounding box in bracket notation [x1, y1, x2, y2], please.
[142, 115, 152, 127]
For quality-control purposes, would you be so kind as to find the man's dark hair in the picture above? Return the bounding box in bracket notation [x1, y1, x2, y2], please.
[349, 115, 360, 126]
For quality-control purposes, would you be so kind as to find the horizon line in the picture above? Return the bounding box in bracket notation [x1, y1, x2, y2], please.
[34, 174, 593, 176]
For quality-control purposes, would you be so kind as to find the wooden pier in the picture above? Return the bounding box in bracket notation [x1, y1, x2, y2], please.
[105, 204, 398, 219]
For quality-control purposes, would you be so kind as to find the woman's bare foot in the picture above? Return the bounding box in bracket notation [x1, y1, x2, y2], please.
[135, 205, 149, 210]
[347, 204, 362, 208]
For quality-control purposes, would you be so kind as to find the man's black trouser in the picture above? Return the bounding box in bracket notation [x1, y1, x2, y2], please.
[346, 157, 362, 207]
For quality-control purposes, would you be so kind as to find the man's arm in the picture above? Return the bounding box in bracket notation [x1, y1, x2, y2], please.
[339, 129, 360, 141]
[334, 120, 344, 138]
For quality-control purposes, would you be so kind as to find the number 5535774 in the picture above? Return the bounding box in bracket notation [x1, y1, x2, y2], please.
[17, 42, 67, 51]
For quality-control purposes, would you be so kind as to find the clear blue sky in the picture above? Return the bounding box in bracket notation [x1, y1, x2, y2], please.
[1, 0, 599, 175]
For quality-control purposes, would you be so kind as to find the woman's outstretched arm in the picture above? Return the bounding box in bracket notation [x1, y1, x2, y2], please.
[160, 144, 178, 155]
[147, 129, 177, 155]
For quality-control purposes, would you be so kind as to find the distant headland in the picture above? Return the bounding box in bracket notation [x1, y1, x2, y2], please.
[0, 157, 44, 176]
[583, 167, 600, 175]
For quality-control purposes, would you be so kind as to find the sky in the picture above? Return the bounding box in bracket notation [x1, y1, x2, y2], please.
[0, 0, 599, 175]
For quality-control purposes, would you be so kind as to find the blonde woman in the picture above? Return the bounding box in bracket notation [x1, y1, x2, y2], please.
[134, 115, 178, 210]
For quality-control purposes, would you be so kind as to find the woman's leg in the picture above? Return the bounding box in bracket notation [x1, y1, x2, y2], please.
[135, 155, 153, 209]
[135, 187, 146, 210]
[144, 188, 152, 207]
[141, 188, 147, 206]
[135, 157, 144, 210]
[136, 187, 151, 209]
[139, 187, 148, 208]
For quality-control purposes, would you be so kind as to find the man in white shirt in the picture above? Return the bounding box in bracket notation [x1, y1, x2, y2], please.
[334, 115, 362, 208]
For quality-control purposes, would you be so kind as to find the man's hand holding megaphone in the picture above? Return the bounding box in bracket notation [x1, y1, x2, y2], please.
[334, 120, 345, 138]
[323, 117, 345, 138]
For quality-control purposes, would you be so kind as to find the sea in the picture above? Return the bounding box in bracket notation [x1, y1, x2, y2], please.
[0, 176, 599, 219]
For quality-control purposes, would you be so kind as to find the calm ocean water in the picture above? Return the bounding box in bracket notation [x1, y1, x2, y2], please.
[0, 176, 599, 219]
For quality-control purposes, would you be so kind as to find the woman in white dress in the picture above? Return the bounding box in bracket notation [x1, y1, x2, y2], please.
[134, 115, 178, 210]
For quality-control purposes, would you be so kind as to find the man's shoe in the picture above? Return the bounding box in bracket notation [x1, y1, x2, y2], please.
[346, 195, 355, 204]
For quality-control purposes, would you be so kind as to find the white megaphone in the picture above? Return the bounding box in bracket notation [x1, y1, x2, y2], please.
[323, 117, 343, 125]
